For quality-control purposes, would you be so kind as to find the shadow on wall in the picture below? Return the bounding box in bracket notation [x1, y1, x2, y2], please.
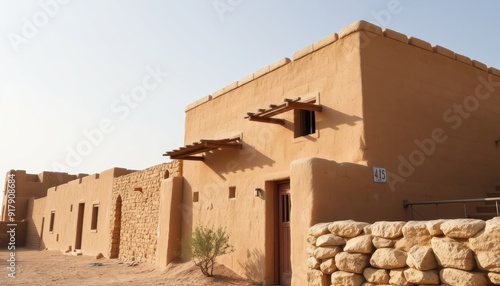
[318, 106, 362, 131]
[205, 143, 275, 178]
[238, 248, 265, 283]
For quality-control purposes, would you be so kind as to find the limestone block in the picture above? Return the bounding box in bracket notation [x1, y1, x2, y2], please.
[440, 219, 486, 238]
[389, 269, 413, 286]
[470, 229, 500, 252]
[406, 245, 438, 271]
[426, 219, 445, 236]
[344, 235, 373, 254]
[320, 258, 336, 274]
[403, 268, 439, 284]
[316, 234, 346, 247]
[485, 217, 500, 233]
[365, 221, 406, 239]
[474, 251, 500, 272]
[372, 237, 397, 248]
[307, 245, 317, 256]
[370, 248, 407, 269]
[308, 269, 330, 286]
[363, 267, 389, 284]
[313, 246, 341, 260]
[328, 220, 370, 238]
[307, 257, 321, 269]
[403, 221, 430, 237]
[307, 235, 317, 245]
[440, 268, 489, 286]
[400, 221, 431, 249]
[489, 272, 500, 285]
[335, 252, 369, 274]
[361, 283, 391, 286]
[331, 271, 364, 286]
[431, 237, 475, 270]
[309, 223, 331, 237]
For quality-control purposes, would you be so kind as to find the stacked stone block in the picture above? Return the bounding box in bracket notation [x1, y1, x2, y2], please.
[109, 161, 181, 264]
[307, 218, 500, 286]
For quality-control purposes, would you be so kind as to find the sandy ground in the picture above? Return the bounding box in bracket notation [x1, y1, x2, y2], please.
[0, 248, 258, 286]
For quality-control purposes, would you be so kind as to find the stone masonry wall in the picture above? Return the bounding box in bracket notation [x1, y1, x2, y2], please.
[307, 218, 500, 286]
[25, 197, 46, 249]
[109, 161, 181, 264]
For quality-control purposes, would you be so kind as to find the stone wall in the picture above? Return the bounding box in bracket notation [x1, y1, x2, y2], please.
[25, 197, 46, 249]
[109, 161, 181, 263]
[307, 218, 500, 286]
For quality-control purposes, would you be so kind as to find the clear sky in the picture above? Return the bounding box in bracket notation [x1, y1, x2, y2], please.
[1, 1, 499, 206]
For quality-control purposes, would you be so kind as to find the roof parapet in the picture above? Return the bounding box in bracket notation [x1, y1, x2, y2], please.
[185, 20, 500, 112]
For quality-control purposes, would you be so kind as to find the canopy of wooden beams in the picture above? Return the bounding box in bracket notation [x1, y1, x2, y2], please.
[245, 97, 322, 125]
[163, 136, 242, 161]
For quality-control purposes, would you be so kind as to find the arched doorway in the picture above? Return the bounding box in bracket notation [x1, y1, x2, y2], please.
[110, 195, 122, 258]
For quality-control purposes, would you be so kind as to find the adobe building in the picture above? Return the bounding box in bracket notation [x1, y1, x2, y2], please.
[0, 170, 77, 247]
[165, 20, 500, 285]
[2, 20, 500, 286]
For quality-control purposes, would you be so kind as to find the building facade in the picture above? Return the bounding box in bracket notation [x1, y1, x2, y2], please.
[2, 20, 499, 286]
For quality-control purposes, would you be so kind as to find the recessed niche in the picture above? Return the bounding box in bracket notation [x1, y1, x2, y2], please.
[229, 186, 236, 199]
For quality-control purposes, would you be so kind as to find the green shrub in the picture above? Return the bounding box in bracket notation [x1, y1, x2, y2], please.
[183, 225, 234, 277]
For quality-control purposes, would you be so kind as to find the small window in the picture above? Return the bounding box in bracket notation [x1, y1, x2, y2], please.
[91, 204, 99, 230]
[70, 204, 73, 212]
[229, 186, 236, 199]
[49, 211, 55, 232]
[193, 192, 199, 203]
[294, 109, 316, 138]
[164, 170, 170, 179]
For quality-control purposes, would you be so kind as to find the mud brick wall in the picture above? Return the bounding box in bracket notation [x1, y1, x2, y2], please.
[25, 197, 46, 249]
[110, 161, 182, 263]
[307, 218, 500, 286]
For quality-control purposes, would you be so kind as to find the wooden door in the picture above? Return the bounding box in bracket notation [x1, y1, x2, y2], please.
[75, 203, 85, 250]
[278, 182, 291, 286]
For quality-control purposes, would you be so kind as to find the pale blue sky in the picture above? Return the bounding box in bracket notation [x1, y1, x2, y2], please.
[0, 1, 499, 205]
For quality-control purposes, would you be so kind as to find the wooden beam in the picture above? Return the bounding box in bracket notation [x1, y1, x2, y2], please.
[171, 155, 205, 161]
[286, 101, 322, 112]
[206, 143, 242, 149]
[248, 116, 285, 125]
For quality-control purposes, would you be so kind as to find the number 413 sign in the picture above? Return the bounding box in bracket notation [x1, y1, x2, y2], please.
[373, 167, 387, 183]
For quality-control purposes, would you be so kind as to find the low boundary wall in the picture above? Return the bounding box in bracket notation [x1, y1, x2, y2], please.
[307, 218, 500, 285]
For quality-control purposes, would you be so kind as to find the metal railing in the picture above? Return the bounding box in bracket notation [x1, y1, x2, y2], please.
[403, 197, 500, 220]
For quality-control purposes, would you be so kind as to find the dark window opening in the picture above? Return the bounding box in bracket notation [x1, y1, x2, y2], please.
[229, 186, 236, 199]
[91, 205, 99, 230]
[193, 192, 199, 202]
[295, 109, 316, 138]
[49, 211, 55, 232]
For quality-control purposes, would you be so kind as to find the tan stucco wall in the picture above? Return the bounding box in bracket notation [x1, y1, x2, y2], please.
[359, 28, 500, 200]
[181, 31, 365, 284]
[110, 161, 181, 263]
[180, 21, 500, 285]
[41, 168, 134, 256]
[25, 197, 47, 249]
[156, 176, 183, 269]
